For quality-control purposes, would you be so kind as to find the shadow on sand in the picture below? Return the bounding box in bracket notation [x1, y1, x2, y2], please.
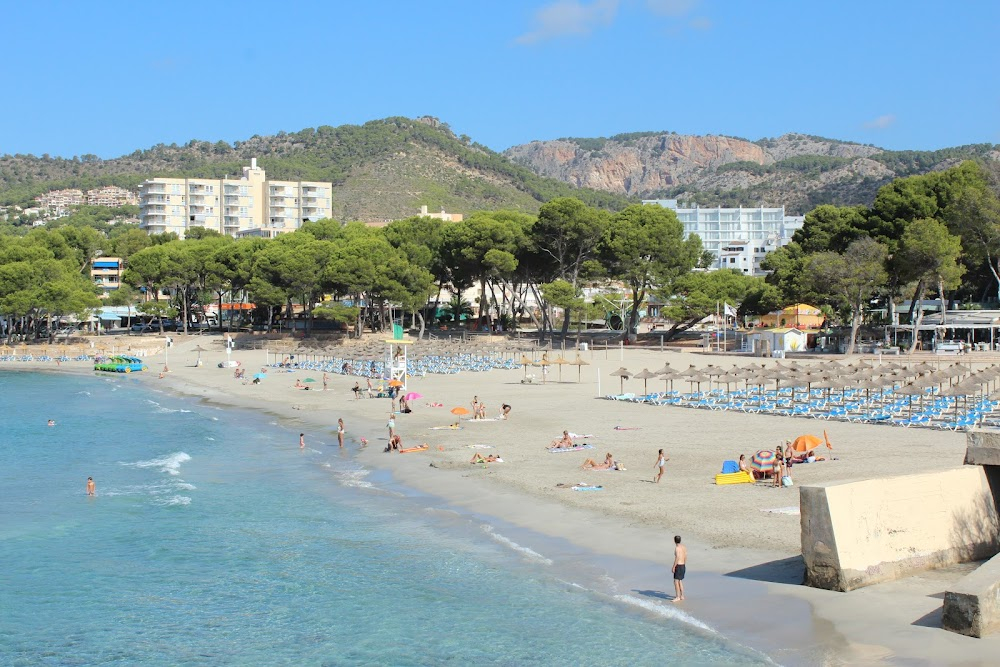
[726, 555, 805, 585]
[631, 588, 674, 601]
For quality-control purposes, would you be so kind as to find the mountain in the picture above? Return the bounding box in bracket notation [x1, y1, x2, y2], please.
[0, 117, 631, 220]
[503, 132, 1000, 214]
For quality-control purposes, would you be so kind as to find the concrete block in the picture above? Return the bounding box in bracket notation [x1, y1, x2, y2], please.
[943, 552, 1000, 637]
[965, 430, 1000, 467]
[801, 467, 1000, 592]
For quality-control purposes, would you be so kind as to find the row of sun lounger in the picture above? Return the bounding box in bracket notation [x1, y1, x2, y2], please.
[604, 387, 1000, 431]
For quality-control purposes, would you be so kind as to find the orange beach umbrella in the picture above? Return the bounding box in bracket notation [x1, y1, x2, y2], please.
[450, 406, 470, 416]
[790, 434, 822, 453]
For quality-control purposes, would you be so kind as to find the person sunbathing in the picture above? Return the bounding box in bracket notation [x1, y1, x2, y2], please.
[550, 431, 574, 449]
[470, 453, 502, 464]
[581, 453, 615, 470]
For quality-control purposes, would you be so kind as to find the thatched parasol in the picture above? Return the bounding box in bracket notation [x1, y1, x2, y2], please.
[520, 355, 533, 378]
[610, 367, 632, 394]
[552, 356, 569, 382]
[570, 355, 590, 383]
[633, 368, 658, 394]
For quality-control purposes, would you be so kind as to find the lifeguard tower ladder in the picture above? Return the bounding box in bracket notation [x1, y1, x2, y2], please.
[385, 323, 411, 391]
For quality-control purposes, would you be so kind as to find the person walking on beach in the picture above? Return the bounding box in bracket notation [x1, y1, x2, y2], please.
[86, 477, 95, 496]
[654, 448, 669, 483]
[299, 433, 305, 450]
[337, 419, 345, 448]
[672, 535, 686, 602]
[471, 395, 480, 420]
[323, 373, 329, 391]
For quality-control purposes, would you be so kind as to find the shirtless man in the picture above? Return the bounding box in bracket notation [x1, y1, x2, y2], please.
[550, 430, 573, 449]
[672, 535, 686, 602]
[299, 433, 305, 449]
[86, 477, 95, 496]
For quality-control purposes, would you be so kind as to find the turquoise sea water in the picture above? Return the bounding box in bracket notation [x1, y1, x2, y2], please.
[0, 371, 769, 666]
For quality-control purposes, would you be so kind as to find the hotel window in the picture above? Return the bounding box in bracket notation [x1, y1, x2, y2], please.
[171, 184, 182, 194]
[239, 207, 248, 217]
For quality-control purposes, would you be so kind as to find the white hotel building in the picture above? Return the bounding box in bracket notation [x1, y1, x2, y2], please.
[139, 159, 333, 238]
[641, 199, 804, 276]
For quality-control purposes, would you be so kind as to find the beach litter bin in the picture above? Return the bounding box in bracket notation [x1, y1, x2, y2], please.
[579, 342, 589, 351]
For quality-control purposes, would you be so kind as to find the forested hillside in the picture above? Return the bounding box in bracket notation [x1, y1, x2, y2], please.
[0, 117, 631, 220]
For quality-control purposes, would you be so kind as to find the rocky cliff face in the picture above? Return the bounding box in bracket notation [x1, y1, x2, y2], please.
[506, 134, 770, 195]
[504, 132, 999, 213]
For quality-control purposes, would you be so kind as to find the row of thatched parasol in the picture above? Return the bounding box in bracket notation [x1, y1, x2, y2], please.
[606, 360, 991, 399]
[519, 354, 590, 382]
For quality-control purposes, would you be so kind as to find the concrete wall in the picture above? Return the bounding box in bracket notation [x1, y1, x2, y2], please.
[801, 467, 1000, 592]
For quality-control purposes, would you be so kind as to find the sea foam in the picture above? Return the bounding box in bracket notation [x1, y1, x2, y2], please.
[481, 525, 553, 565]
[121, 452, 191, 476]
[613, 594, 715, 632]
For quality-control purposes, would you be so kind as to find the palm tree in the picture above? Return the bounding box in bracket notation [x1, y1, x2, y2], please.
[444, 295, 474, 324]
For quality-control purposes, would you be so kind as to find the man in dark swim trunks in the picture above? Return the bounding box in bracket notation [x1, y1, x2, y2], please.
[672, 535, 686, 602]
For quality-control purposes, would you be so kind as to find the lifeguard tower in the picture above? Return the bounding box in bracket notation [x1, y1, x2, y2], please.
[385, 324, 411, 391]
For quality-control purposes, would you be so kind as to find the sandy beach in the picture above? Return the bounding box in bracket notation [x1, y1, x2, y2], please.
[20, 333, 1000, 664]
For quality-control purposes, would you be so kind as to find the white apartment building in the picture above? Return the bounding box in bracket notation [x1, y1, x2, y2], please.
[641, 199, 804, 276]
[138, 159, 333, 238]
[86, 186, 137, 207]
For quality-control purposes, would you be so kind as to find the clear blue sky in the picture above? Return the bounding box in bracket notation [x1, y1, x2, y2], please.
[3, 0, 997, 159]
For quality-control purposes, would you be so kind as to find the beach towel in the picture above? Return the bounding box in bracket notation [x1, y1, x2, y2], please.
[466, 444, 493, 449]
[547, 444, 594, 453]
[761, 506, 800, 515]
[429, 426, 464, 431]
[613, 426, 641, 431]
[720, 460, 739, 474]
[467, 418, 499, 423]
[426, 402, 444, 407]
[568, 432, 595, 439]
[399, 444, 429, 454]
[571, 485, 603, 491]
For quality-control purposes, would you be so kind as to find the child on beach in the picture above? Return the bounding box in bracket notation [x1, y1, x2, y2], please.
[387, 414, 395, 439]
[501, 404, 511, 419]
[654, 448, 669, 483]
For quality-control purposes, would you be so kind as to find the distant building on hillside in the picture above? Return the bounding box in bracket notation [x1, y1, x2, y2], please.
[138, 158, 333, 238]
[641, 199, 804, 276]
[86, 186, 137, 207]
[36, 188, 85, 216]
[416, 205, 463, 222]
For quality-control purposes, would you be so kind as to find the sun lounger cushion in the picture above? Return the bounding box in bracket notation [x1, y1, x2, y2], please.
[721, 460, 739, 474]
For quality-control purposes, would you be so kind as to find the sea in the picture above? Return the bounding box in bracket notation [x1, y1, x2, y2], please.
[0, 371, 770, 666]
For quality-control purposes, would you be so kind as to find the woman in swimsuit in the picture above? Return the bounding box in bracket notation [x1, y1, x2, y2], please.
[582, 452, 615, 470]
[337, 418, 345, 448]
[654, 448, 669, 483]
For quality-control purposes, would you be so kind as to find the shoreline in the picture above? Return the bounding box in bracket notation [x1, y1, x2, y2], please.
[16, 336, 1000, 664]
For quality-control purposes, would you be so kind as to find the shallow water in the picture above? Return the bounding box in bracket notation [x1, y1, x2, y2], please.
[0, 371, 769, 665]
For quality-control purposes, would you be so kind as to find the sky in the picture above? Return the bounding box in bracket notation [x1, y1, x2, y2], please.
[2, 0, 997, 159]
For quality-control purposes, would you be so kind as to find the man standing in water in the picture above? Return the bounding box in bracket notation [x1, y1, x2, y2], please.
[299, 433, 305, 450]
[86, 477, 95, 496]
[672, 535, 686, 601]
